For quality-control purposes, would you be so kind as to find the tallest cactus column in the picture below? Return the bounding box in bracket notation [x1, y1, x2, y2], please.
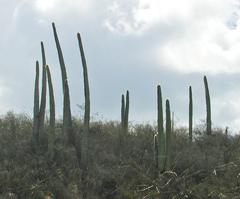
[204, 76, 211, 135]
[77, 33, 90, 199]
[52, 23, 73, 143]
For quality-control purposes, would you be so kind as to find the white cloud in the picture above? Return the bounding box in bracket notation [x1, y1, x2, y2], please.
[35, 0, 57, 12]
[33, 0, 91, 16]
[105, 0, 240, 74]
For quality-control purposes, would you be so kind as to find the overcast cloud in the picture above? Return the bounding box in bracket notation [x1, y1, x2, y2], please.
[1, 0, 240, 132]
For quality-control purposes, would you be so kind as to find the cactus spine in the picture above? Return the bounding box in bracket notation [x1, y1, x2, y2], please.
[157, 85, 165, 172]
[39, 42, 47, 141]
[33, 61, 40, 145]
[204, 76, 211, 135]
[46, 65, 55, 129]
[189, 86, 193, 142]
[165, 99, 172, 170]
[52, 23, 73, 142]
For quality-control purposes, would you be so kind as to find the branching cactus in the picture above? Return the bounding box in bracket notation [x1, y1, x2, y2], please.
[46, 65, 55, 130]
[165, 99, 172, 170]
[204, 76, 211, 135]
[33, 61, 40, 146]
[157, 85, 165, 172]
[52, 22, 73, 142]
[189, 86, 193, 142]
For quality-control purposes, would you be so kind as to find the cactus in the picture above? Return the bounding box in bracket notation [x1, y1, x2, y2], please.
[52, 22, 73, 141]
[204, 76, 211, 135]
[33, 61, 40, 145]
[124, 90, 129, 133]
[157, 85, 165, 172]
[77, 33, 90, 163]
[52, 23, 67, 92]
[165, 99, 172, 170]
[121, 94, 125, 129]
[189, 86, 193, 142]
[120, 94, 125, 148]
[154, 134, 159, 169]
[120, 91, 129, 134]
[63, 79, 74, 143]
[46, 65, 55, 129]
[77, 33, 91, 199]
[171, 112, 174, 134]
[39, 42, 47, 140]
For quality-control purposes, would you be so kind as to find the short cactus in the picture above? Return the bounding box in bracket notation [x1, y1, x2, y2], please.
[204, 76, 211, 135]
[165, 99, 172, 170]
[124, 90, 129, 133]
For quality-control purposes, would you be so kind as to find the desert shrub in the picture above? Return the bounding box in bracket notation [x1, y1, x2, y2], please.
[0, 113, 240, 198]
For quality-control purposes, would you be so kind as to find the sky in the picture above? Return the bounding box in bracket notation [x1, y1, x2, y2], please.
[1, 0, 240, 132]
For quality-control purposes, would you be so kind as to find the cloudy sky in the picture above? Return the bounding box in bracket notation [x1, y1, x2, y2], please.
[1, 0, 240, 132]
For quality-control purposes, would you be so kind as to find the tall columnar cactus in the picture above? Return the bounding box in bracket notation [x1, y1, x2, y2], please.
[77, 33, 90, 162]
[63, 79, 74, 143]
[52, 23, 67, 92]
[204, 76, 211, 135]
[124, 90, 129, 133]
[33, 61, 40, 145]
[46, 65, 55, 129]
[157, 85, 165, 172]
[77, 33, 91, 199]
[154, 134, 159, 169]
[165, 99, 172, 170]
[39, 42, 47, 139]
[52, 23, 73, 142]
[171, 112, 174, 134]
[189, 86, 193, 142]
[121, 94, 125, 129]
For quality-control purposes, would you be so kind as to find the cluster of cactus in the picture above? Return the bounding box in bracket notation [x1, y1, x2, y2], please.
[32, 42, 55, 147]
[154, 85, 172, 172]
[32, 23, 91, 198]
[119, 91, 129, 152]
[188, 76, 212, 142]
[155, 76, 212, 172]
[121, 90, 130, 134]
[32, 24, 213, 187]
